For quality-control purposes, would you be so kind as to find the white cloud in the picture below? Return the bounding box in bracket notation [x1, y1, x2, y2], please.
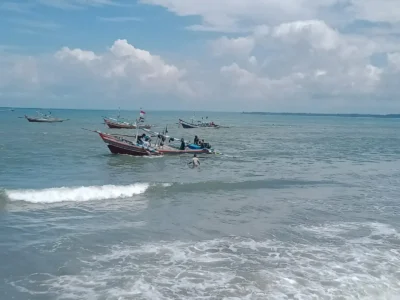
[272, 20, 340, 51]
[207, 16, 389, 110]
[347, 0, 400, 24]
[106, 39, 186, 83]
[387, 52, 400, 70]
[55, 47, 101, 62]
[140, 0, 400, 33]
[47, 40, 193, 99]
[0, 39, 200, 108]
[211, 36, 255, 57]
[140, 0, 340, 32]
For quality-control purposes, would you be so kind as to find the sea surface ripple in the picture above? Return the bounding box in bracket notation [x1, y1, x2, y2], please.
[1, 109, 400, 299]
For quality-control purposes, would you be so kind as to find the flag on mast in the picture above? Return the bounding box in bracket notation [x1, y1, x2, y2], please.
[139, 109, 146, 122]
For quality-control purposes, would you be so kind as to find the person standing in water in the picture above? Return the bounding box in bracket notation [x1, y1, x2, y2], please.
[191, 154, 200, 168]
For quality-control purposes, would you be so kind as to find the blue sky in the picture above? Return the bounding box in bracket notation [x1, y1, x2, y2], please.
[0, 1, 202, 54]
[1, 0, 400, 113]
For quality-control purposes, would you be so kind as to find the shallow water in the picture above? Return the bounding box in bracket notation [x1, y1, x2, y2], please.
[1, 109, 400, 299]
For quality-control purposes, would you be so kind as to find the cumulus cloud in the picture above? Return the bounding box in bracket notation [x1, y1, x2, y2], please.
[206, 17, 389, 111]
[0, 39, 198, 108]
[140, 0, 339, 32]
[53, 39, 193, 96]
[140, 0, 400, 32]
[272, 20, 341, 51]
[55, 47, 101, 62]
[211, 36, 255, 57]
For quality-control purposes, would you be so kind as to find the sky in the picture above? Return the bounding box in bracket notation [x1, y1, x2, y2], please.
[1, 0, 400, 113]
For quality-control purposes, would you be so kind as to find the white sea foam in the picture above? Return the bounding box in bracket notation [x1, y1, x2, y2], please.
[13, 222, 400, 299]
[5, 184, 150, 203]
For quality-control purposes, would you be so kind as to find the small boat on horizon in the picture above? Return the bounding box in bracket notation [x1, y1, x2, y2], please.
[103, 109, 152, 129]
[179, 118, 221, 129]
[103, 117, 152, 129]
[24, 111, 69, 123]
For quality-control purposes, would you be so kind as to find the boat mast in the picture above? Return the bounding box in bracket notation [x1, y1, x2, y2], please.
[135, 117, 139, 144]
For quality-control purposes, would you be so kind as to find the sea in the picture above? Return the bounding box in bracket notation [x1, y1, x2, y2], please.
[1, 108, 400, 300]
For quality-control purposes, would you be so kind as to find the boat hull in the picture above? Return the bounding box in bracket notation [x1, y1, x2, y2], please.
[156, 145, 213, 155]
[107, 145, 150, 156]
[25, 116, 66, 123]
[99, 132, 161, 156]
[180, 121, 198, 129]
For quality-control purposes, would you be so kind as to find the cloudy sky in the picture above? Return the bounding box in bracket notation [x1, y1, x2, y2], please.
[1, 0, 400, 112]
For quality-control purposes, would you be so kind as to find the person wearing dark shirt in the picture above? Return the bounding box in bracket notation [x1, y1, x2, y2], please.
[180, 138, 185, 150]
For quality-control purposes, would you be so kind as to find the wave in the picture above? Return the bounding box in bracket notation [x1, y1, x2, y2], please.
[15, 223, 400, 299]
[1, 178, 334, 204]
[3, 183, 151, 204]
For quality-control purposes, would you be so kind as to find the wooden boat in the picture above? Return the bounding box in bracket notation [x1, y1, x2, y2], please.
[24, 111, 69, 123]
[179, 118, 220, 129]
[95, 130, 162, 156]
[103, 117, 151, 129]
[142, 128, 217, 155]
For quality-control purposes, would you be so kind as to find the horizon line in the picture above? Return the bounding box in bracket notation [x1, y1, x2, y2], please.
[2, 106, 400, 116]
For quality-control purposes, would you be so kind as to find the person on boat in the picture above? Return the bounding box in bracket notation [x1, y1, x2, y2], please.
[194, 135, 199, 145]
[199, 139, 205, 148]
[159, 136, 166, 147]
[180, 138, 185, 150]
[137, 133, 145, 144]
[191, 154, 200, 168]
[142, 139, 150, 149]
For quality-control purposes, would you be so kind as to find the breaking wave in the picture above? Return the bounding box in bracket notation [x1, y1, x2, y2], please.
[10, 222, 400, 299]
[4, 183, 152, 204]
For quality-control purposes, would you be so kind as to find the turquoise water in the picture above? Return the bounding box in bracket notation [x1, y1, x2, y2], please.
[1, 108, 400, 299]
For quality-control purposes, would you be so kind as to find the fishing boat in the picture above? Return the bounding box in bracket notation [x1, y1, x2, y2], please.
[96, 131, 161, 156]
[179, 118, 220, 129]
[103, 109, 151, 129]
[103, 117, 151, 129]
[24, 111, 69, 123]
[87, 109, 161, 157]
[83, 128, 161, 156]
[142, 128, 216, 155]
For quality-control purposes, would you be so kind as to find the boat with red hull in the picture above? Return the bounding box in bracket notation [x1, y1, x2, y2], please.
[98, 131, 161, 156]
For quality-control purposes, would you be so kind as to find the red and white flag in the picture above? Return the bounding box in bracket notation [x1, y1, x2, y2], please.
[139, 109, 146, 122]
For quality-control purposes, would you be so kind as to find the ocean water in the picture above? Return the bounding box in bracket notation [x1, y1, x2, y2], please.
[1, 108, 400, 300]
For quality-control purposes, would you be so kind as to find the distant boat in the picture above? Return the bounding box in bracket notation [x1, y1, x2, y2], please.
[103, 117, 151, 129]
[24, 111, 69, 123]
[179, 118, 222, 129]
[103, 109, 152, 129]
